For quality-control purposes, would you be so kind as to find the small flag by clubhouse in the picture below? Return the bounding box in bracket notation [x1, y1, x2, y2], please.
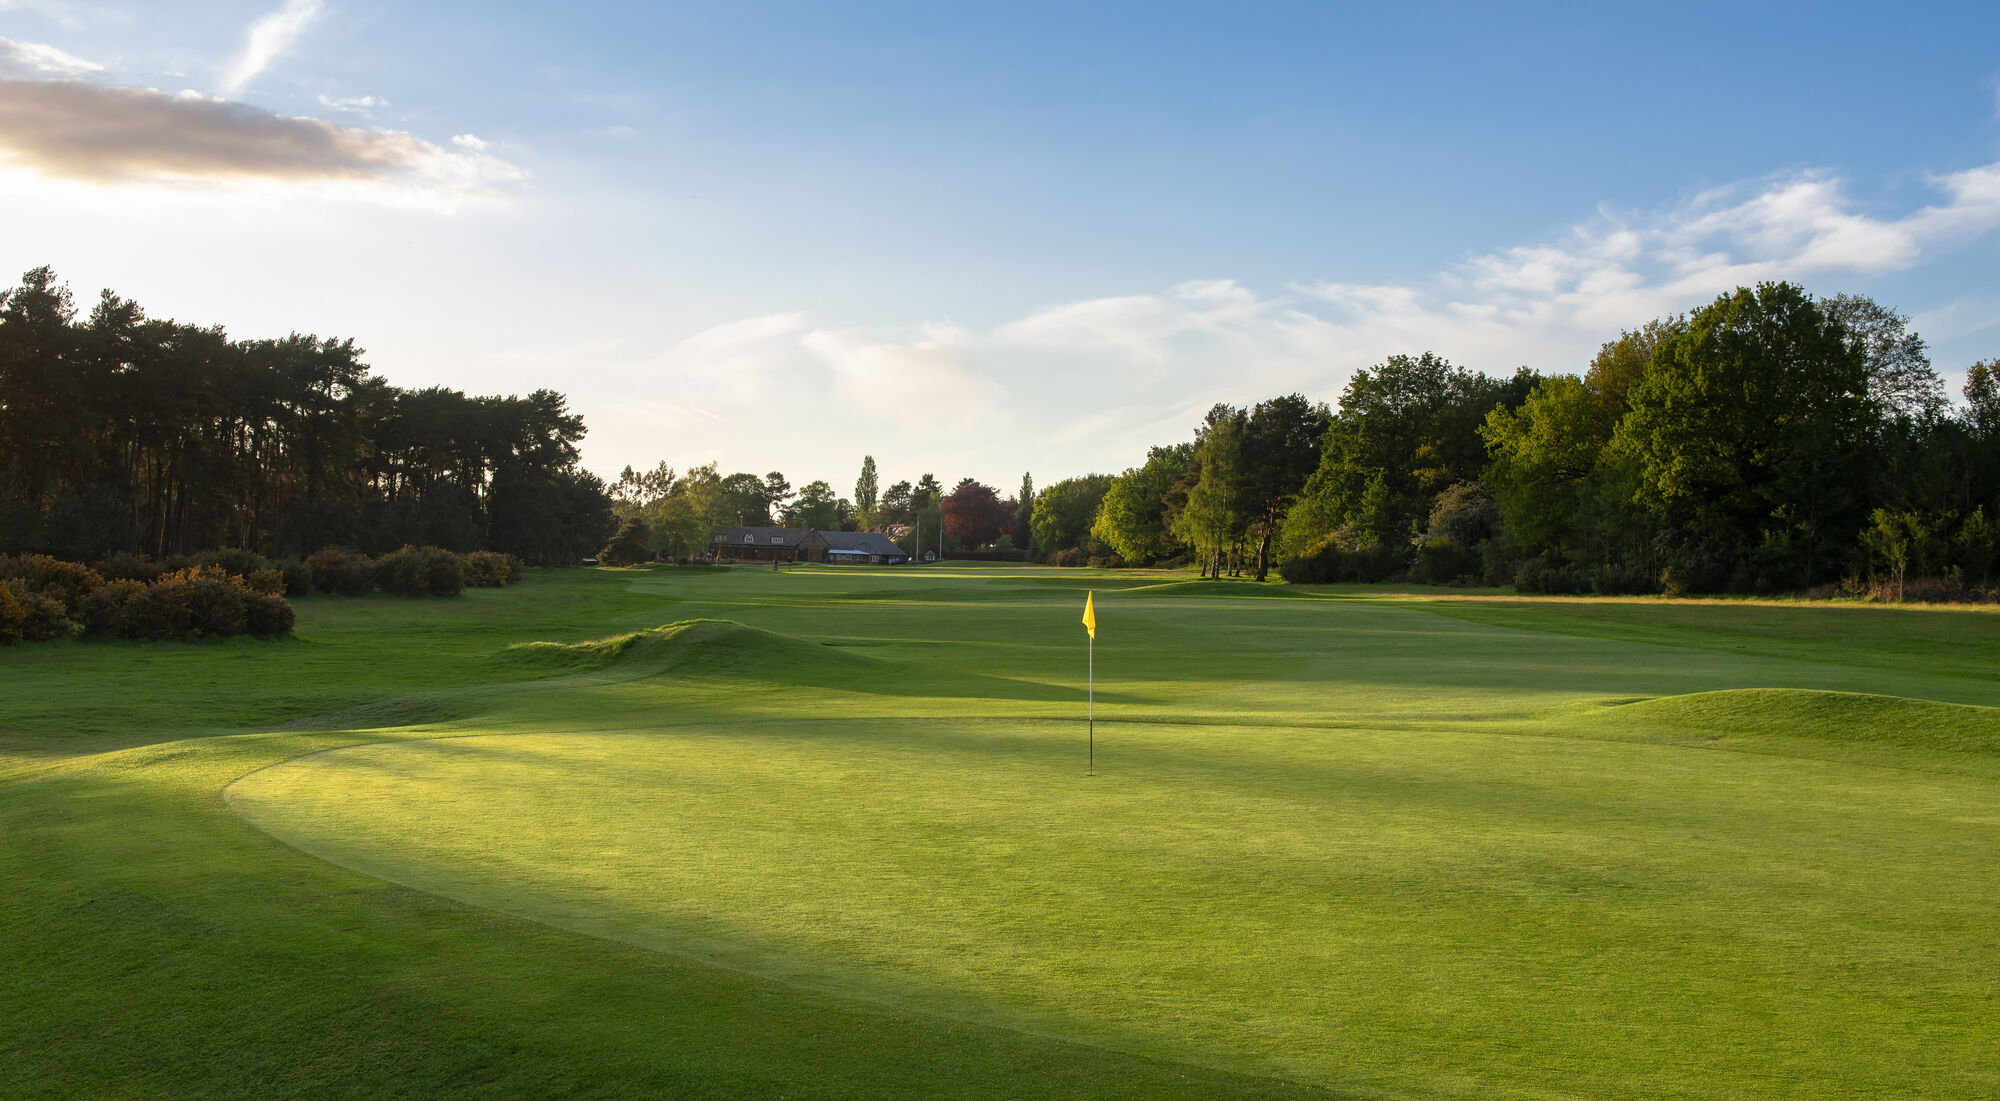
[1082, 591, 1096, 640]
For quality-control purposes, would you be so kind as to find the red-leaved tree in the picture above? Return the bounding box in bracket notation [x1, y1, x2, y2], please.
[941, 478, 1012, 547]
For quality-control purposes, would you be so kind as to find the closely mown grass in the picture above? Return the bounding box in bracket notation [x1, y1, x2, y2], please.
[5, 564, 1998, 1099]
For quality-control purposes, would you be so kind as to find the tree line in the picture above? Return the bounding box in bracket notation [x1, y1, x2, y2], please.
[16, 263, 1994, 598]
[599, 458, 1042, 563]
[0, 268, 615, 565]
[1043, 282, 2000, 596]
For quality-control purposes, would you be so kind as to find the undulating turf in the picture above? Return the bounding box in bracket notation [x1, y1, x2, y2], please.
[4, 565, 1997, 1099]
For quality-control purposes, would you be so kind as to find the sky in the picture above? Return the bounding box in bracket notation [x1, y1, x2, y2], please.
[2, 1, 1999, 498]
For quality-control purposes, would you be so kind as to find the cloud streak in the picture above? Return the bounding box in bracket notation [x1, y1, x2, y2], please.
[0, 35, 101, 76]
[0, 80, 524, 206]
[221, 0, 322, 95]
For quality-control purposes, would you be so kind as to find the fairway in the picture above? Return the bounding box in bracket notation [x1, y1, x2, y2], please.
[7, 565, 2000, 1099]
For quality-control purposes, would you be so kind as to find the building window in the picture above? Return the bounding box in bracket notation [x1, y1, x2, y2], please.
[772, 537, 784, 544]
[742, 534, 753, 543]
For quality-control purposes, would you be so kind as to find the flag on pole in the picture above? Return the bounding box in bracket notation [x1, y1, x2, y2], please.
[1082, 590, 1096, 775]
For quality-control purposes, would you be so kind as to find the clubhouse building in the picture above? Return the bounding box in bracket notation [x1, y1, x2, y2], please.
[709, 526, 910, 565]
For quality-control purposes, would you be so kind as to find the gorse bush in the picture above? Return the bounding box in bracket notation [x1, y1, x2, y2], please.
[305, 548, 378, 596]
[76, 578, 145, 636]
[0, 540, 522, 644]
[272, 557, 312, 597]
[463, 551, 512, 587]
[1, 580, 71, 641]
[0, 554, 295, 644]
[0, 554, 104, 607]
[244, 591, 297, 635]
[375, 545, 465, 597]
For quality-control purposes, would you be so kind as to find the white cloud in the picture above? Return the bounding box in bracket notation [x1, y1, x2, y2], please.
[221, 0, 322, 95]
[450, 133, 487, 151]
[317, 93, 386, 113]
[0, 35, 100, 76]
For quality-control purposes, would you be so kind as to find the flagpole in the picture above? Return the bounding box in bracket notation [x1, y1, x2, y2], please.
[1087, 631, 1094, 777]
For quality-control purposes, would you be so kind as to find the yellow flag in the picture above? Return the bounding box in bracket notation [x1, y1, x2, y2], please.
[1082, 590, 1096, 640]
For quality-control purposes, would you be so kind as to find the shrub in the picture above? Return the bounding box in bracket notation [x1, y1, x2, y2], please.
[1280, 535, 1408, 585]
[93, 552, 166, 584]
[196, 548, 272, 578]
[184, 576, 249, 637]
[244, 567, 285, 596]
[1588, 564, 1658, 596]
[1085, 554, 1126, 569]
[598, 518, 653, 567]
[305, 548, 377, 596]
[272, 557, 312, 597]
[1049, 547, 1085, 567]
[244, 592, 296, 636]
[2, 580, 74, 641]
[77, 579, 146, 636]
[0, 584, 23, 645]
[0, 553, 105, 607]
[463, 550, 510, 587]
[375, 545, 465, 597]
[121, 580, 194, 640]
[505, 554, 524, 583]
[1513, 558, 1586, 595]
[1411, 538, 1482, 585]
[425, 549, 466, 596]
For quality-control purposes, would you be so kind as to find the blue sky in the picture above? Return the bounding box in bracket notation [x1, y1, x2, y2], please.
[2, 1, 1998, 495]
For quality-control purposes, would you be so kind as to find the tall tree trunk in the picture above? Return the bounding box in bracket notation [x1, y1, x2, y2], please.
[1254, 512, 1275, 581]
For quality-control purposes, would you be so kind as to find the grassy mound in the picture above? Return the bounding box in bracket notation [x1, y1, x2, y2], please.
[1601, 688, 2000, 755]
[501, 618, 884, 681]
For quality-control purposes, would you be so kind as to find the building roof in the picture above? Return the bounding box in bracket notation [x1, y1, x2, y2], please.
[819, 531, 907, 556]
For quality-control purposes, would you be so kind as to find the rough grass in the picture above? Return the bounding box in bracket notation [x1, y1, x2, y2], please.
[5, 563, 1999, 1099]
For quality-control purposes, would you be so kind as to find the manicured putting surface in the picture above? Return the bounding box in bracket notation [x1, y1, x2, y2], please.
[230, 699, 2000, 1099]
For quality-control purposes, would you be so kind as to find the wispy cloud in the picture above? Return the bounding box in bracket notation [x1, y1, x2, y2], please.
[221, 0, 322, 95]
[0, 35, 101, 76]
[0, 80, 523, 204]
